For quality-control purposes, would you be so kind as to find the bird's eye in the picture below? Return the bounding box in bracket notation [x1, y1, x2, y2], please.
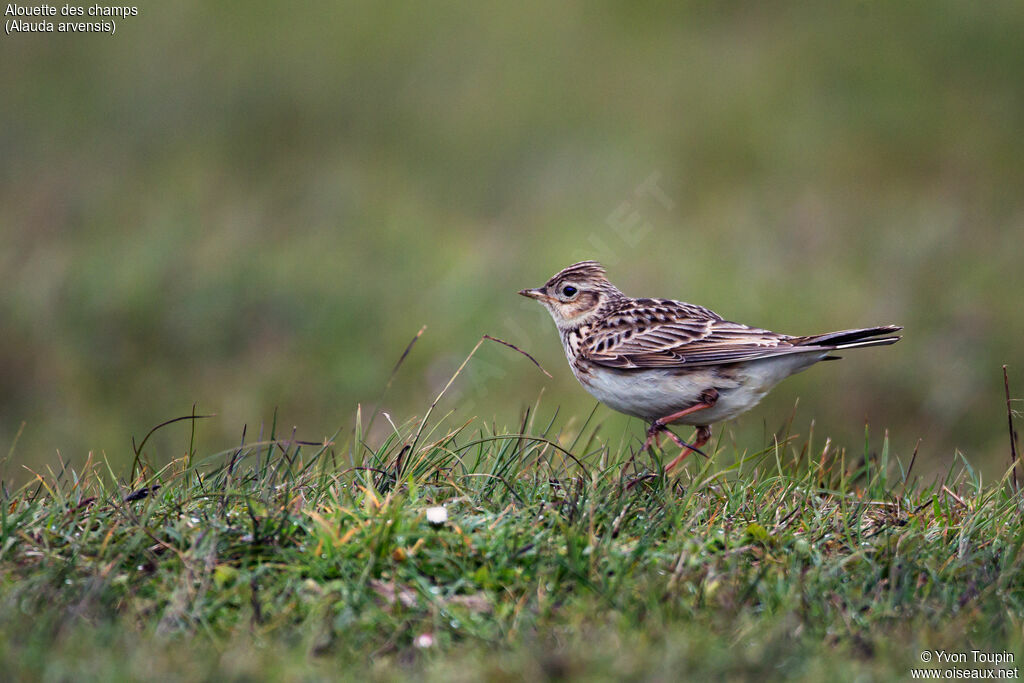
[561, 285, 578, 298]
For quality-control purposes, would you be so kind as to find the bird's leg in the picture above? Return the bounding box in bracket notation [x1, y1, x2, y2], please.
[641, 426, 667, 452]
[664, 425, 712, 472]
[652, 389, 719, 432]
[638, 387, 720, 450]
[661, 426, 705, 457]
[639, 389, 718, 469]
[641, 423, 663, 452]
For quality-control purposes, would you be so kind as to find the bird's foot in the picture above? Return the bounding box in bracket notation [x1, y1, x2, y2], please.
[664, 425, 712, 472]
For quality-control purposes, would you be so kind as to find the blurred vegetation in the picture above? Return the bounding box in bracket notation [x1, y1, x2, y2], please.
[2, 1, 1023, 479]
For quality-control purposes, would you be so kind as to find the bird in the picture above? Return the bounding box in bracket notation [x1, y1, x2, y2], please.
[519, 260, 902, 472]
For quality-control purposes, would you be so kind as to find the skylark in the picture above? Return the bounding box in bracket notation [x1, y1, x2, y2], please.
[520, 261, 902, 472]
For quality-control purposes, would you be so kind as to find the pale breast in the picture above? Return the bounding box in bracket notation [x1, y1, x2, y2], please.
[570, 364, 719, 420]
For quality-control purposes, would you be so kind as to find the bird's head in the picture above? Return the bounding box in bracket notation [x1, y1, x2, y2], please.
[519, 260, 623, 329]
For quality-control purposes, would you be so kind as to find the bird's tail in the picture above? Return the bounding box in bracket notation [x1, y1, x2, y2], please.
[796, 325, 903, 351]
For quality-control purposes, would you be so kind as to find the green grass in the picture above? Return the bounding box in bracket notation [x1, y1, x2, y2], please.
[2, 390, 1022, 681]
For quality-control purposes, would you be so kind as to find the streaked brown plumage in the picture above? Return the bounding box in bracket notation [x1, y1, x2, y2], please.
[520, 261, 902, 471]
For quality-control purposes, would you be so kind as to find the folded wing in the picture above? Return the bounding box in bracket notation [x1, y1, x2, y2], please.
[582, 299, 901, 369]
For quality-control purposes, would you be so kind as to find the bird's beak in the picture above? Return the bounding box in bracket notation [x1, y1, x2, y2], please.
[519, 288, 554, 303]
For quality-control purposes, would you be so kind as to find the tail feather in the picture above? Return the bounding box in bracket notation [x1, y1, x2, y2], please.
[796, 325, 902, 350]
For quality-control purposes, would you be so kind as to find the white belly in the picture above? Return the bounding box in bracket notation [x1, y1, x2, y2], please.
[573, 351, 830, 425]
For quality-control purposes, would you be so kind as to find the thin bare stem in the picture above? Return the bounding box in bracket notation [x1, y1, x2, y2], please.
[483, 335, 553, 378]
[1004, 365, 1020, 496]
[408, 335, 554, 458]
[131, 412, 216, 481]
[367, 324, 428, 435]
[409, 337, 487, 457]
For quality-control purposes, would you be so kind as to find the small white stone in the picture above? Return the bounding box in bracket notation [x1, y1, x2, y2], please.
[426, 506, 448, 525]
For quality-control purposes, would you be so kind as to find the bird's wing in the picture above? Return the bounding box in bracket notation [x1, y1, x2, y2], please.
[581, 299, 801, 369]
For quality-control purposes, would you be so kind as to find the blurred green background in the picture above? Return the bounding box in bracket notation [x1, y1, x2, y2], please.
[2, 1, 1022, 480]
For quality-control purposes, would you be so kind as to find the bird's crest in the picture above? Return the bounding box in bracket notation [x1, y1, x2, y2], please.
[545, 260, 608, 288]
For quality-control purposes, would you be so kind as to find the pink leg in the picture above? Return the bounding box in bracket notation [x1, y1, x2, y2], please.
[664, 425, 712, 472]
[641, 389, 719, 453]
